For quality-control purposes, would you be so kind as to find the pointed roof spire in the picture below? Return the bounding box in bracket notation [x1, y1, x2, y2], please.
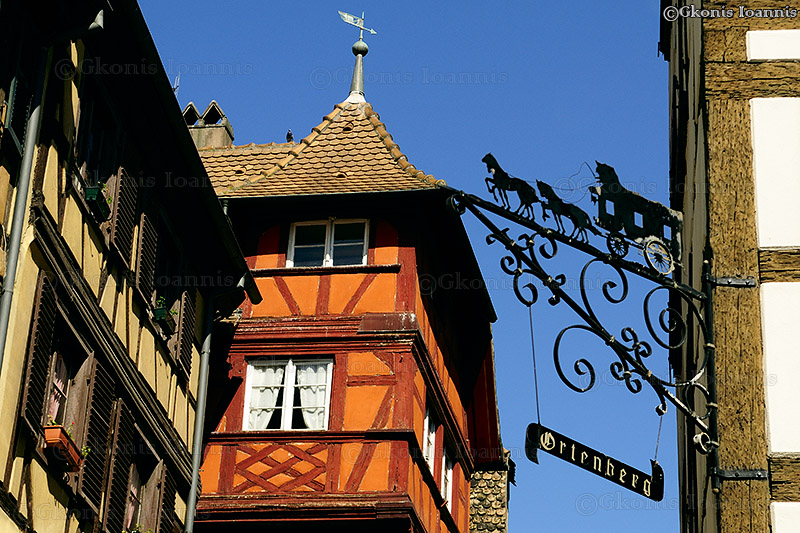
[338, 11, 376, 103]
[346, 39, 368, 103]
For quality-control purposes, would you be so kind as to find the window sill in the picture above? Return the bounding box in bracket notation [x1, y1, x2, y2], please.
[208, 428, 415, 444]
[252, 263, 401, 277]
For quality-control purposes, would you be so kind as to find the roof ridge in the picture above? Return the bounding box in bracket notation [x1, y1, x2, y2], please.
[361, 103, 445, 188]
[229, 103, 350, 192]
[198, 141, 295, 153]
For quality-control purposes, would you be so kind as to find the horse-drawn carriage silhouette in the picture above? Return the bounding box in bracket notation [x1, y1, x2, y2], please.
[590, 163, 682, 275]
[482, 154, 682, 275]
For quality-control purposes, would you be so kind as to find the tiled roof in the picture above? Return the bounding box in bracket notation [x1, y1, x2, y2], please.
[199, 101, 445, 197]
[199, 142, 294, 192]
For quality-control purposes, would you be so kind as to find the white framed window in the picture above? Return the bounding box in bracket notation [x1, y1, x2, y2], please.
[287, 219, 368, 267]
[441, 448, 454, 510]
[243, 357, 333, 431]
[423, 407, 438, 475]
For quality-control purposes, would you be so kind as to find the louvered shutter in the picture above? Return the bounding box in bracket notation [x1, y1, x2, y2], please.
[6, 71, 33, 154]
[21, 274, 57, 434]
[158, 469, 177, 533]
[176, 288, 196, 381]
[77, 359, 115, 511]
[103, 402, 135, 533]
[111, 170, 138, 267]
[135, 213, 158, 301]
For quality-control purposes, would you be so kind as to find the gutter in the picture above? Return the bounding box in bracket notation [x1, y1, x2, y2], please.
[119, 0, 260, 306]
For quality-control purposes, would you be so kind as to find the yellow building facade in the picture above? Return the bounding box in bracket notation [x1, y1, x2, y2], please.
[0, 2, 258, 532]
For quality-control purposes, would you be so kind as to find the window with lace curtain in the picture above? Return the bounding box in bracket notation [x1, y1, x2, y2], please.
[243, 358, 333, 431]
[422, 407, 438, 476]
[441, 449, 454, 511]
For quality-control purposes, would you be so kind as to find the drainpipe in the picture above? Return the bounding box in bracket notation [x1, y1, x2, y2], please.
[0, 9, 104, 382]
[185, 273, 252, 532]
[184, 293, 215, 533]
[0, 46, 50, 381]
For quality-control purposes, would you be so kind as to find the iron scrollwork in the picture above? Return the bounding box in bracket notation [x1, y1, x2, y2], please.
[447, 155, 716, 454]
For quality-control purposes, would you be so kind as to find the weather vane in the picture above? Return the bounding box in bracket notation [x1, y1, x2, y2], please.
[338, 10, 377, 40]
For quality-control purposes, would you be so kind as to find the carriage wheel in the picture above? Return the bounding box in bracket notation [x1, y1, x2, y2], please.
[643, 237, 674, 275]
[606, 233, 629, 258]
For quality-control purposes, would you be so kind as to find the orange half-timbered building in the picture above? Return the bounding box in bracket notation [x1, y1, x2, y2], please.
[189, 39, 509, 533]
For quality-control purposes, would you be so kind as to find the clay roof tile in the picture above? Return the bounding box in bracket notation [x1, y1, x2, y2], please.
[205, 101, 444, 197]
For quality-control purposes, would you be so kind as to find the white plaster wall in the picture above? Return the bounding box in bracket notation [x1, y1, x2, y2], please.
[772, 502, 800, 532]
[748, 29, 800, 60]
[750, 98, 800, 248]
[762, 282, 800, 452]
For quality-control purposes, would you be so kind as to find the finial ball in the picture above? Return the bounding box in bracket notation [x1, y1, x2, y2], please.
[352, 39, 369, 57]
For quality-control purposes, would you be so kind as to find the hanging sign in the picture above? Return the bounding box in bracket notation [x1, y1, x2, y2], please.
[525, 423, 664, 501]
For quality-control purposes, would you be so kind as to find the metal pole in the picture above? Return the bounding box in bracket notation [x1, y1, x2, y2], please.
[184, 294, 215, 533]
[0, 45, 50, 381]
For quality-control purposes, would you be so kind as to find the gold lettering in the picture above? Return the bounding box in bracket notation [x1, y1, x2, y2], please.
[581, 451, 588, 465]
[571, 444, 576, 462]
[644, 479, 651, 497]
[559, 441, 567, 455]
[541, 432, 556, 451]
[593, 456, 602, 472]
[605, 458, 614, 477]
[619, 468, 627, 484]
[632, 474, 639, 488]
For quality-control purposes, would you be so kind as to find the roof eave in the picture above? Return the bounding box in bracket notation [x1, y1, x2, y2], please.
[114, 0, 261, 305]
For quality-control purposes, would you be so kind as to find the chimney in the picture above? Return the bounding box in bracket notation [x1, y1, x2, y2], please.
[182, 100, 234, 148]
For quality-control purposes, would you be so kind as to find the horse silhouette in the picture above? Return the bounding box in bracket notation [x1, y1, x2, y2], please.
[595, 161, 623, 192]
[536, 180, 600, 242]
[482, 153, 541, 219]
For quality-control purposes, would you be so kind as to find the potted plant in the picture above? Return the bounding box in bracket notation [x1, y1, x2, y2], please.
[84, 182, 112, 221]
[153, 296, 178, 335]
[43, 420, 83, 471]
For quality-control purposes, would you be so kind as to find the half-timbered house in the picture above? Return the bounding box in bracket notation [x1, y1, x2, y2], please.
[0, 1, 259, 532]
[190, 38, 509, 533]
[661, 1, 800, 531]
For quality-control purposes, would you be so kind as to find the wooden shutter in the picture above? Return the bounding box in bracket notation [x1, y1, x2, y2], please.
[77, 359, 115, 511]
[158, 469, 177, 533]
[111, 170, 138, 267]
[176, 288, 196, 381]
[103, 401, 135, 533]
[135, 213, 158, 301]
[21, 274, 57, 433]
[6, 70, 33, 154]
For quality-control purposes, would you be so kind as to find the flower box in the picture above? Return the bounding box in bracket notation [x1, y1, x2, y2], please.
[43, 425, 82, 471]
[154, 306, 177, 335]
[84, 185, 111, 221]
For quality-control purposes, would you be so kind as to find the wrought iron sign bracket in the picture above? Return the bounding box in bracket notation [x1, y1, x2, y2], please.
[446, 156, 720, 457]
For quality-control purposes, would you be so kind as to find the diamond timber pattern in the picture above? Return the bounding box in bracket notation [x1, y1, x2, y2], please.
[232, 443, 328, 493]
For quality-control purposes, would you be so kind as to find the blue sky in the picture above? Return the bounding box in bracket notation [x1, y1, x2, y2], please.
[139, 1, 677, 530]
